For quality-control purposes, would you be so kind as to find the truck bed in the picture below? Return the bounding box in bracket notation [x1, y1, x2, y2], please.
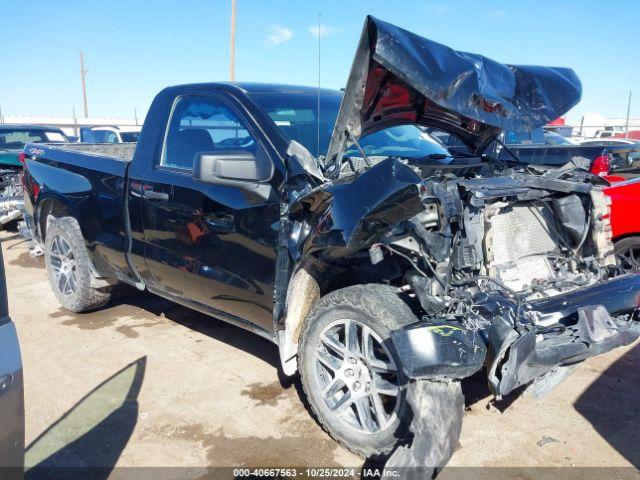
[22, 141, 134, 281]
[500, 143, 639, 175]
[36, 142, 136, 162]
[24, 142, 134, 179]
[500, 144, 607, 165]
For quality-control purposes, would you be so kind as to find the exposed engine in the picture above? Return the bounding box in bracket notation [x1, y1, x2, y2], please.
[0, 168, 23, 227]
[377, 167, 617, 321]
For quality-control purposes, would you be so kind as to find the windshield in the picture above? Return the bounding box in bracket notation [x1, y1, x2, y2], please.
[345, 125, 452, 162]
[249, 91, 342, 158]
[0, 129, 68, 149]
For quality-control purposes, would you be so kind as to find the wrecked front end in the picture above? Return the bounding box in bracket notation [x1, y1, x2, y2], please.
[288, 156, 640, 398]
[278, 12, 638, 472]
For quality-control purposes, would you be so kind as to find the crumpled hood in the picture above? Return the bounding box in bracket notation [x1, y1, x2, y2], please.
[325, 16, 582, 165]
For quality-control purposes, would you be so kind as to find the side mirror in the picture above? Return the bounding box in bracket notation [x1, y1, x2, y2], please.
[193, 149, 273, 185]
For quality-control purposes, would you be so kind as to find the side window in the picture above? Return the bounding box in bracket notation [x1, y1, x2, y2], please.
[161, 95, 256, 169]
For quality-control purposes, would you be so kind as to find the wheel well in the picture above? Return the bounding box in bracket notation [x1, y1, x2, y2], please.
[278, 253, 408, 376]
[37, 199, 72, 242]
[612, 233, 640, 245]
[318, 255, 405, 297]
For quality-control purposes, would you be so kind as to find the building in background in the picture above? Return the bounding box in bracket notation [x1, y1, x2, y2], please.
[576, 112, 640, 138]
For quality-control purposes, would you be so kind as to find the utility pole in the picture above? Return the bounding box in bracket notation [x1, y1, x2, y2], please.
[624, 90, 632, 138]
[134, 108, 139, 126]
[72, 106, 78, 137]
[229, 0, 236, 81]
[316, 12, 321, 157]
[80, 52, 89, 118]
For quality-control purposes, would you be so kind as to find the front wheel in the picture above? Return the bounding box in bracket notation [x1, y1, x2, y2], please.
[298, 284, 417, 458]
[44, 217, 112, 312]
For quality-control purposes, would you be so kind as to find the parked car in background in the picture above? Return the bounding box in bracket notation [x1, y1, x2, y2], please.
[498, 127, 640, 177]
[543, 130, 578, 145]
[575, 138, 640, 180]
[0, 125, 69, 227]
[580, 138, 640, 147]
[594, 127, 626, 138]
[604, 177, 640, 271]
[0, 246, 25, 477]
[80, 126, 141, 143]
[0, 125, 69, 167]
[613, 130, 640, 140]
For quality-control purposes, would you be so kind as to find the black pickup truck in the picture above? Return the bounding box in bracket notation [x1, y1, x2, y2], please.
[498, 128, 640, 177]
[21, 16, 640, 466]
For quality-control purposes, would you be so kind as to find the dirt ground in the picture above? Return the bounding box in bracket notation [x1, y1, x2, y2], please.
[2, 228, 639, 474]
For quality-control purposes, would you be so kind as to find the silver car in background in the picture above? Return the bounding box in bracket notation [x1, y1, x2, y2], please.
[0, 245, 24, 478]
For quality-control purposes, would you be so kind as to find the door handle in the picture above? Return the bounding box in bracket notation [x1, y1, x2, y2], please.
[143, 190, 169, 201]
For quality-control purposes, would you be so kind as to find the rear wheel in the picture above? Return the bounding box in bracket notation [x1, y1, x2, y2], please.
[298, 284, 417, 458]
[614, 236, 640, 272]
[44, 217, 112, 312]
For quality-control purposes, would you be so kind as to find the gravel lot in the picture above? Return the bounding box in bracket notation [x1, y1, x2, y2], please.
[2, 228, 639, 475]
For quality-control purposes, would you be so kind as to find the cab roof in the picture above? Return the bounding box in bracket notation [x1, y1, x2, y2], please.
[165, 82, 342, 96]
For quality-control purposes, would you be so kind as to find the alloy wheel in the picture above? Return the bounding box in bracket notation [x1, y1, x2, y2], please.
[312, 318, 402, 434]
[616, 245, 640, 272]
[49, 235, 78, 295]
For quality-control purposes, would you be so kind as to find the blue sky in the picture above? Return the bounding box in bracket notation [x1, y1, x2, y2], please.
[1, 0, 638, 124]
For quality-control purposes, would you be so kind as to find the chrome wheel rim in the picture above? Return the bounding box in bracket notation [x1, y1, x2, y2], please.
[313, 318, 401, 434]
[49, 235, 78, 295]
[616, 246, 640, 272]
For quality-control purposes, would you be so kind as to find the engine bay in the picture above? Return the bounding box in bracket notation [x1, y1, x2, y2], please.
[370, 163, 618, 326]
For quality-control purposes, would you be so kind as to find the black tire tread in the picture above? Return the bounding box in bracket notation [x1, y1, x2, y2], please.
[45, 217, 111, 312]
[614, 235, 640, 254]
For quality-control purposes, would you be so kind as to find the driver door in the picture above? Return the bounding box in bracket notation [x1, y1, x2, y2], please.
[138, 94, 280, 336]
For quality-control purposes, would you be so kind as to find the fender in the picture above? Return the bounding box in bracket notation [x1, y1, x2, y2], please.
[28, 158, 128, 280]
[291, 158, 424, 261]
[277, 158, 426, 375]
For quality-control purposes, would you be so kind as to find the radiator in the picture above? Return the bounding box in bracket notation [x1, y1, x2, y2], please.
[484, 204, 559, 291]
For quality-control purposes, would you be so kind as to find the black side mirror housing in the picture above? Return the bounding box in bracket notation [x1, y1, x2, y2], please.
[193, 149, 273, 186]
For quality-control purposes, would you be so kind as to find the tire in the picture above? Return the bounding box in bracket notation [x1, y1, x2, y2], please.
[614, 236, 640, 272]
[44, 216, 111, 312]
[298, 284, 417, 458]
[383, 380, 463, 477]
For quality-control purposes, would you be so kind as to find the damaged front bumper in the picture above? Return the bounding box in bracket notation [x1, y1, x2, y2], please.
[391, 274, 640, 397]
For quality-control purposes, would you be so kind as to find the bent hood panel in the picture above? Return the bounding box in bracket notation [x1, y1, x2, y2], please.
[326, 16, 582, 163]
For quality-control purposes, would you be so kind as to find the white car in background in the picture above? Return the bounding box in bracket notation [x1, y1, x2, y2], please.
[80, 125, 141, 143]
[578, 137, 640, 146]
